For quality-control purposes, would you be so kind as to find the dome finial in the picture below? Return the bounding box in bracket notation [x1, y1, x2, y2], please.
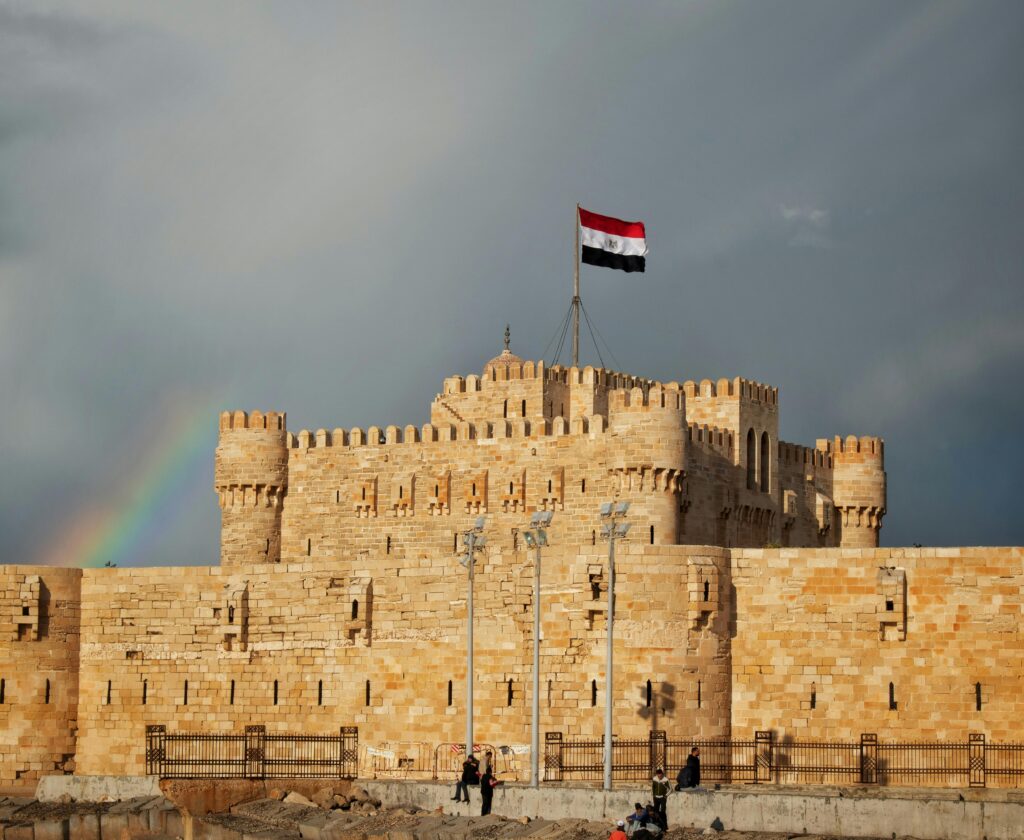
[504, 323, 511, 352]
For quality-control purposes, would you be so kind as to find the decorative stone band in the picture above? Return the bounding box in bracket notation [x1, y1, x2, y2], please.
[610, 467, 684, 494]
[215, 484, 285, 510]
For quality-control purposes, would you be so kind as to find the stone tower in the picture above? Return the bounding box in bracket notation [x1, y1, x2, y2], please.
[214, 410, 288, 570]
[823, 435, 887, 547]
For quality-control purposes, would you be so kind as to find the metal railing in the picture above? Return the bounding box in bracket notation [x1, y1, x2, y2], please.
[544, 731, 1024, 788]
[145, 725, 358, 779]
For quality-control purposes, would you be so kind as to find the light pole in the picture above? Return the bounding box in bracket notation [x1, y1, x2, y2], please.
[459, 516, 487, 757]
[522, 510, 554, 788]
[598, 501, 630, 791]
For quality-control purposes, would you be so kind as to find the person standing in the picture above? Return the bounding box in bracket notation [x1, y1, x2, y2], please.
[479, 767, 501, 815]
[451, 752, 479, 803]
[651, 767, 671, 830]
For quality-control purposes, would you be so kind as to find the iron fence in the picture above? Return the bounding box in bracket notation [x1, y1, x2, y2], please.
[544, 731, 1024, 788]
[145, 725, 358, 779]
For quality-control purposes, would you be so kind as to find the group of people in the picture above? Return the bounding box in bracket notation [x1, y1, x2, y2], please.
[451, 750, 502, 815]
[450, 745, 702, 828]
[609, 748, 702, 839]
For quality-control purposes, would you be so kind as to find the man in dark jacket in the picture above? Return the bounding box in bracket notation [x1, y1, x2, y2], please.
[676, 747, 700, 789]
[479, 767, 501, 815]
[451, 752, 479, 803]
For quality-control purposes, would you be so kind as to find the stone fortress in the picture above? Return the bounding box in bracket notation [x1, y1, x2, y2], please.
[1, 340, 1021, 791]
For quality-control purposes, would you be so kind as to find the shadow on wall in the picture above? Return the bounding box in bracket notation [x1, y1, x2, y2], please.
[637, 681, 676, 733]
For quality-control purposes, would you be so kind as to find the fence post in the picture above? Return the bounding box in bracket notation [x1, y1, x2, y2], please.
[754, 731, 773, 784]
[860, 733, 878, 784]
[145, 725, 166, 776]
[245, 725, 266, 780]
[969, 733, 985, 788]
[649, 730, 666, 776]
[544, 732, 563, 783]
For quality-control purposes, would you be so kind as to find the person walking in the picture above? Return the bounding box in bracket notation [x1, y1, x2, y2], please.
[479, 766, 501, 815]
[451, 752, 479, 803]
[651, 767, 671, 830]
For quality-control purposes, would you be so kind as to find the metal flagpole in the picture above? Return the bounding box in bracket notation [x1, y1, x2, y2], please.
[572, 204, 581, 367]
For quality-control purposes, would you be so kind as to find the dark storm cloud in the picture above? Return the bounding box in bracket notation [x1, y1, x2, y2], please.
[1, 0, 1022, 565]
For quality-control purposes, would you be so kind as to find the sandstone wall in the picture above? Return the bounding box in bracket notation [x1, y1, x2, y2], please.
[731, 547, 1024, 743]
[74, 544, 732, 778]
[0, 566, 81, 791]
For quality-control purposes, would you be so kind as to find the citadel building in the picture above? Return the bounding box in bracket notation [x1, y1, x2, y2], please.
[1, 344, 1021, 790]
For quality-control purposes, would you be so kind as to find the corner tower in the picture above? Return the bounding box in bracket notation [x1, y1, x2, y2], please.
[214, 410, 288, 570]
[820, 435, 886, 547]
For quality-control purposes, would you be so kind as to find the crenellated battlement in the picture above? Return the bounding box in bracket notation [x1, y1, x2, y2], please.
[683, 377, 779, 406]
[218, 410, 286, 431]
[780, 441, 833, 470]
[687, 423, 735, 458]
[286, 415, 611, 450]
[609, 384, 685, 411]
[816, 435, 885, 460]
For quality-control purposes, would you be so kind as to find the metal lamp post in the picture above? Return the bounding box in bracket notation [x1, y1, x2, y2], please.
[459, 516, 488, 756]
[598, 501, 630, 791]
[522, 510, 554, 788]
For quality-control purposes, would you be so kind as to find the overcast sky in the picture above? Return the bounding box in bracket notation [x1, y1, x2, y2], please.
[1, 0, 1022, 566]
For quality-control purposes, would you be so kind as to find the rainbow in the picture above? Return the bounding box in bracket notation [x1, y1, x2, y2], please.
[35, 395, 222, 568]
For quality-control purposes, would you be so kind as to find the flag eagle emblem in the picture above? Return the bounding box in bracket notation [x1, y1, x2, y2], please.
[579, 207, 648, 273]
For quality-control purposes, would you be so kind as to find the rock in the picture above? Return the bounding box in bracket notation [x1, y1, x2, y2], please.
[333, 795, 350, 809]
[284, 792, 317, 808]
[516, 817, 530, 825]
[701, 828, 718, 836]
[371, 799, 381, 809]
[268, 789, 287, 801]
[312, 789, 336, 810]
[347, 786, 370, 803]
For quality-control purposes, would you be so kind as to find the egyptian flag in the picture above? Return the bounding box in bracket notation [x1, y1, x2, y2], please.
[579, 207, 648, 273]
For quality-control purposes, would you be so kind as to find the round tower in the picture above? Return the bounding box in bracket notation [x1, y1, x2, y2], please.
[214, 410, 288, 570]
[830, 435, 886, 548]
[607, 385, 686, 544]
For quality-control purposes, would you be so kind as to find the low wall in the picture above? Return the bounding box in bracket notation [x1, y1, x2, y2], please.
[362, 779, 1024, 840]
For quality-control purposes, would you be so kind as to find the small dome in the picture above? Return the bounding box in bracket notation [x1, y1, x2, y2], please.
[485, 324, 523, 372]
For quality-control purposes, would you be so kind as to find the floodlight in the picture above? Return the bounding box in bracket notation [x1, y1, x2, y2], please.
[599, 503, 613, 517]
[615, 523, 631, 538]
[601, 523, 613, 538]
[458, 555, 469, 568]
[523, 532, 536, 548]
[463, 534, 472, 547]
[474, 516, 487, 530]
[475, 535, 487, 548]
[615, 502, 630, 515]
[538, 511, 554, 527]
[535, 529, 548, 547]
[530, 512, 542, 527]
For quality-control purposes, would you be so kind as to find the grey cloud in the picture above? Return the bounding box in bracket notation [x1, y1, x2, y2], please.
[1, 0, 1023, 564]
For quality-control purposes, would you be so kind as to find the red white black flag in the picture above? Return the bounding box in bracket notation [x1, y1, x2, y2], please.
[579, 207, 648, 273]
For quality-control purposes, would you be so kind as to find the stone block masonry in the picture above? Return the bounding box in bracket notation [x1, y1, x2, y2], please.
[2, 348, 1018, 791]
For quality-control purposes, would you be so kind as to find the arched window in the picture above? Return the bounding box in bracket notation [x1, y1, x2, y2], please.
[507, 679, 513, 706]
[142, 680, 147, 705]
[273, 680, 278, 705]
[645, 680, 652, 707]
[352, 600, 359, 620]
[365, 680, 371, 706]
[318, 680, 323, 706]
[44, 679, 50, 705]
[521, 399, 527, 417]
[447, 680, 453, 707]
[183, 680, 189, 706]
[746, 429, 757, 490]
[229, 680, 235, 705]
[591, 680, 597, 707]
[503, 400, 508, 419]
[760, 431, 770, 492]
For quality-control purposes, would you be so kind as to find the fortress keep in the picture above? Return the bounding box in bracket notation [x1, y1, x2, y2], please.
[1, 347, 1022, 790]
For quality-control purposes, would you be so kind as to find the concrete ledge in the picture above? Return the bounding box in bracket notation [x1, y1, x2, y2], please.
[35, 776, 162, 803]
[361, 779, 1024, 840]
